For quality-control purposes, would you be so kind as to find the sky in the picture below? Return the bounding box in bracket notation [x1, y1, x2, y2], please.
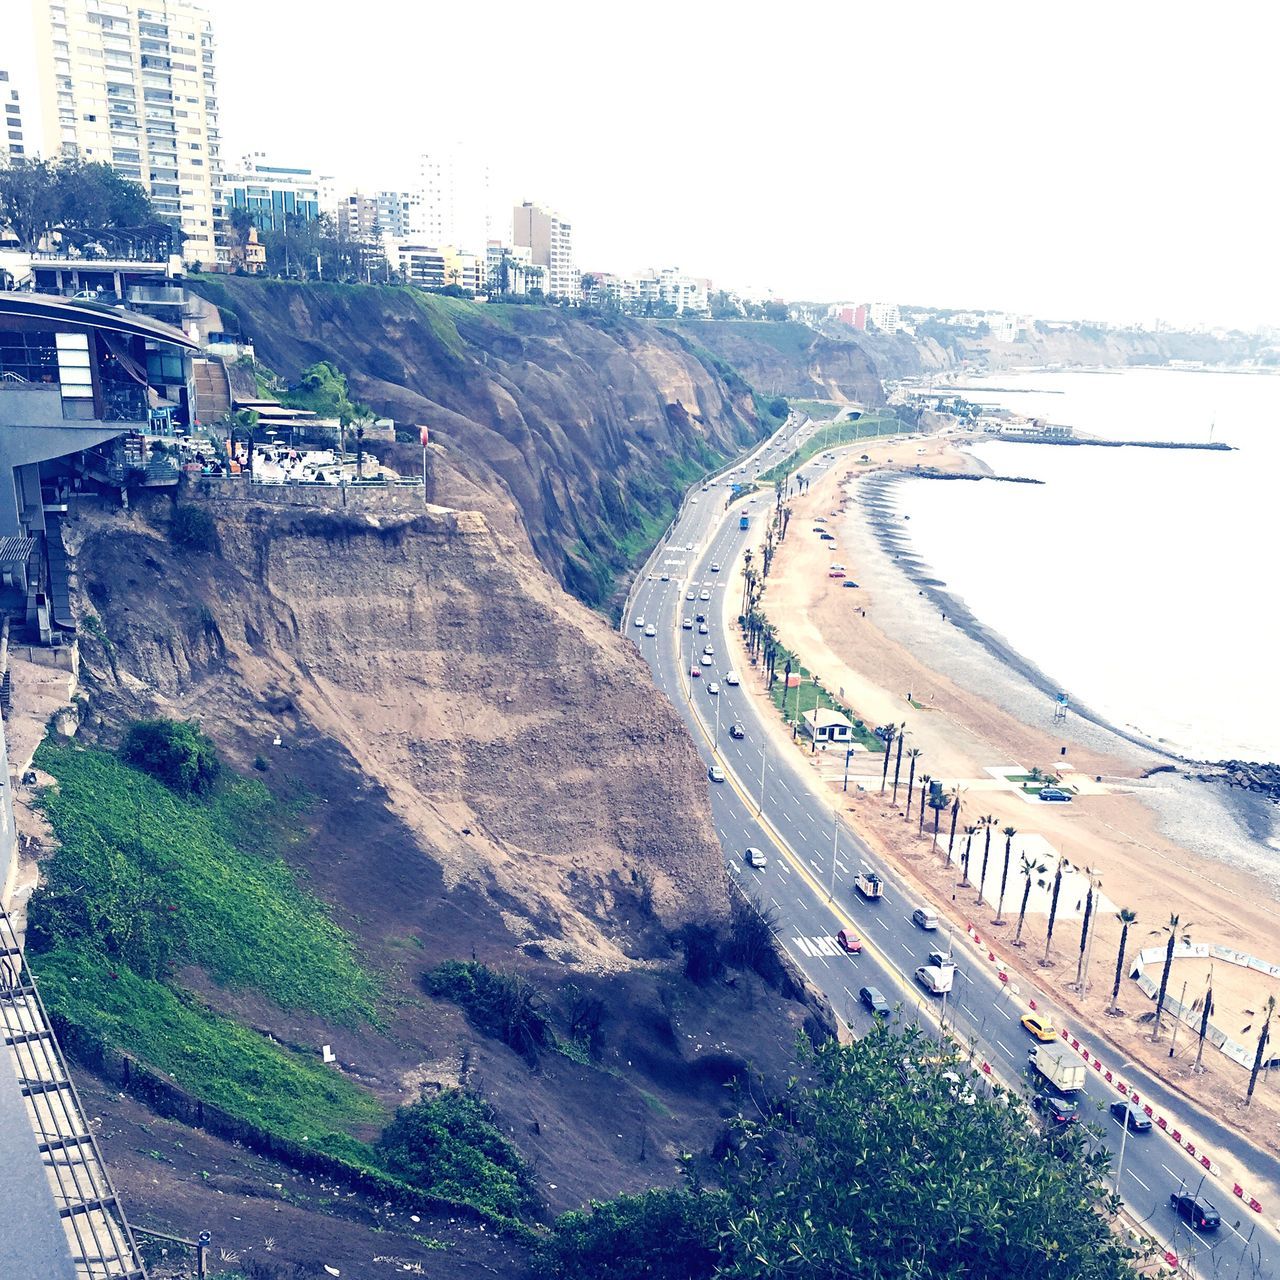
[210, 0, 1279, 330]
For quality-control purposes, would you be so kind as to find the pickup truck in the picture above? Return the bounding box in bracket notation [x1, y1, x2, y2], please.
[855, 871, 883, 900]
[1027, 1043, 1086, 1094]
[914, 964, 954, 995]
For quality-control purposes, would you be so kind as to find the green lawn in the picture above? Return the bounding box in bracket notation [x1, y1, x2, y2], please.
[760, 641, 883, 753]
[786, 399, 844, 422]
[759, 411, 908, 485]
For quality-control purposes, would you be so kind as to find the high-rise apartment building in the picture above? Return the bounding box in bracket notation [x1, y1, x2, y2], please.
[25, 0, 224, 265]
[512, 201, 578, 302]
[416, 143, 491, 254]
[0, 69, 29, 162]
[225, 152, 322, 232]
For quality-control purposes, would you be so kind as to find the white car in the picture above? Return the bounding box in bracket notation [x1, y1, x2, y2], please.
[685, 542, 694, 551]
[707, 682, 720, 695]
[699, 589, 711, 601]
[661, 572, 669, 581]
[686, 590, 695, 601]
[634, 615, 644, 627]
[702, 644, 715, 657]
[744, 847, 768, 869]
[644, 624, 656, 637]
[710, 562, 721, 572]
[682, 617, 693, 630]
[698, 623, 709, 635]
[725, 671, 740, 686]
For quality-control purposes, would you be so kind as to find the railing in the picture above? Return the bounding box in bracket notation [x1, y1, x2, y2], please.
[1, 371, 31, 384]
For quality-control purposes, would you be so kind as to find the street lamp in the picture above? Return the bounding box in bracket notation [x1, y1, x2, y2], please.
[1113, 1060, 1137, 1194]
[843, 745, 855, 792]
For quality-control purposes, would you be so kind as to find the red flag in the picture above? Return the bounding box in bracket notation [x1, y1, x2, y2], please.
[419, 426, 430, 447]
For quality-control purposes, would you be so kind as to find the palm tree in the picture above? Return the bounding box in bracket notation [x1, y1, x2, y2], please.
[1042, 858, 1072, 965]
[993, 826, 1017, 924]
[1246, 995, 1276, 1105]
[879, 724, 897, 793]
[917, 775, 931, 835]
[1152, 913, 1192, 1041]
[890, 728, 908, 804]
[1014, 853, 1049, 946]
[960, 825, 979, 886]
[929, 789, 950, 848]
[1074, 874, 1097, 989]
[945, 792, 962, 863]
[903, 748, 922, 821]
[1193, 969, 1214, 1070]
[976, 815, 997, 902]
[1109, 909, 1137, 1013]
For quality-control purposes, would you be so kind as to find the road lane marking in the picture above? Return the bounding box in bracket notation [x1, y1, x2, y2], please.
[1127, 1170, 1150, 1192]
[873, 918, 889, 931]
[995, 1040, 1014, 1059]
[996, 1006, 1011, 1020]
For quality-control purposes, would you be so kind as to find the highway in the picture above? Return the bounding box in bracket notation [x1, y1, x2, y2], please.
[623, 420, 1280, 1279]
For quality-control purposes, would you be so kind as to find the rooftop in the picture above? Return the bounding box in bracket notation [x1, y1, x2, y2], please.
[0, 294, 197, 351]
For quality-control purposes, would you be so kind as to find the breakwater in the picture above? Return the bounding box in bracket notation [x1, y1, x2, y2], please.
[909, 467, 1043, 485]
[989, 433, 1233, 451]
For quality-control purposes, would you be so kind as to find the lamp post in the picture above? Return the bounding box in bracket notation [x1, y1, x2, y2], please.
[843, 745, 854, 792]
[1168, 978, 1189, 1059]
[829, 809, 839, 901]
[1113, 1059, 1137, 1194]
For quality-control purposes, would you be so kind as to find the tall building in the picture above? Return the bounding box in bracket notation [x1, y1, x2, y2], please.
[26, 0, 224, 265]
[415, 143, 491, 253]
[0, 69, 29, 162]
[224, 153, 322, 232]
[513, 201, 578, 302]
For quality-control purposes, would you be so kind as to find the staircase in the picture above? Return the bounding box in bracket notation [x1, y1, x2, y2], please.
[192, 357, 231, 423]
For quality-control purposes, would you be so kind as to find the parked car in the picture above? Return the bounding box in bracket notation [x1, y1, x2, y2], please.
[707, 682, 720, 695]
[1170, 1193, 1221, 1232]
[708, 765, 725, 783]
[725, 671, 740, 686]
[1039, 787, 1073, 802]
[814, 517, 828, 523]
[1021, 1012, 1057, 1042]
[1110, 1101, 1152, 1132]
[830, 563, 845, 572]
[1032, 1091, 1079, 1126]
[729, 722, 746, 740]
[744, 847, 767, 868]
[828, 570, 846, 578]
[860, 986, 889, 1016]
[682, 617, 693, 629]
[837, 929, 862, 954]
[820, 532, 835, 541]
[842, 581, 860, 588]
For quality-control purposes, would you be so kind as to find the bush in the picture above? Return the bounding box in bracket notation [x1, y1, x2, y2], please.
[170, 504, 218, 553]
[533, 1188, 724, 1280]
[676, 922, 723, 985]
[120, 718, 220, 797]
[426, 960, 551, 1063]
[377, 1089, 537, 1219]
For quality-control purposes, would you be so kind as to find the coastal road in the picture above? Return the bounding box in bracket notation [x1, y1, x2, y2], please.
[624, 427, 1280, 1279]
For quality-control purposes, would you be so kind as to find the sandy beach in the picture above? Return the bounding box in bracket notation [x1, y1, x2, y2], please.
[751, 428, 1280, 1180]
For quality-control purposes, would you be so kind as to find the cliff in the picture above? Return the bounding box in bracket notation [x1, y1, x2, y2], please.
[190, 279, 769, 608]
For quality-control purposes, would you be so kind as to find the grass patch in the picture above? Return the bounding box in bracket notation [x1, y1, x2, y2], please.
[759, 411, 908, 485]
[32, 741, 377, 1023]
[426, 960, 551, 1063]
[787, 398, 844, 421]
[761, 635, 883, 753]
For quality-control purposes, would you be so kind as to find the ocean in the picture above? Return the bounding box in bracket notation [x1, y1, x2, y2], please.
[891, 367, 1280, 764]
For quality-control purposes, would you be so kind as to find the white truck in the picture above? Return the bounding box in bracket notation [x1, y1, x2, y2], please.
[914, 962, 955, 995]
[855, 871, 883, 900]
[1027, 1043, 1087, 1094]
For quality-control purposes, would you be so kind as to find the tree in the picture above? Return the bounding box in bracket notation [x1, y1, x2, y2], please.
[928, 789, 950, 847]
[119, 718, 220, 797]
[879, 725, 897, 793]
[1109, 909, 1137, 1013]
[891, 727, 907, 804]
[1074, 874, 1097, 989]
[1246, 996, 1276, 1105]
[960, 825, 979, 886]
[945, 791, 961, 862]
[1192, 970, 1214, 1071]
[1042, 858, 1072, 965]
[1014, 853, 1049, 946]
[993, 827, 1017, 924]
[903, 748, 922, 822]
[976, 814, 997, 902]
[1151, 913, 1192, 1041]
[0, 157, 61, 251]
[918, 775, 931, 835]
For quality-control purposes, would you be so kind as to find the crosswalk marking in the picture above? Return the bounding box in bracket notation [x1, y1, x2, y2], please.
[792, 935, 843, 958]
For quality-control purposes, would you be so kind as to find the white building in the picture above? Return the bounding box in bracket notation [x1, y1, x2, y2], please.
[866, 301, 901, 335]
[484, 241, 547, 296]
[512, 200, 578, 302]
[415, 142, 491, 255]
[23, 0, 225, 266]
[0, 69, 30, 164]
[801, 708, 854, 744]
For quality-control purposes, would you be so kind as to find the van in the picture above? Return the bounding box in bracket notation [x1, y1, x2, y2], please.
[912, 906, 940, 931]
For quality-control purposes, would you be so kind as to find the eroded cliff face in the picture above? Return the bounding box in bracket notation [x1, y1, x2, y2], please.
[190, 279, 767, 607]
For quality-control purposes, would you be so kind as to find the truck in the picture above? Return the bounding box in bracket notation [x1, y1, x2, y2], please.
[739, 514, 750, 530]
[914, 963, 954, 995]
[855, 871, 883, 900]
[1027, 1043, 1087, 1094]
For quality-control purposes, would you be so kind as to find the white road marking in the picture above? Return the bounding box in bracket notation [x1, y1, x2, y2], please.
[1127, 1170, 1150, 1192]
[776, 861, 791, 876]
[792, 937, 816, 957]
[995, 1040, 1014, 1059]
[835, 859, 849, 873]
[1160, 1163, 1180, 1183]
[873, 918, 889, 932]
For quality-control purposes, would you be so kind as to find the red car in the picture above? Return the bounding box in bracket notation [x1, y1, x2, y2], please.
[690, 665, 702, 678]
[828, 570, 846, 578]
[837, 929, 862, 954]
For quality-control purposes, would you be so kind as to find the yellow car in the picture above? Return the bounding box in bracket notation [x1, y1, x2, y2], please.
[1021, 1012, 1057, 1042]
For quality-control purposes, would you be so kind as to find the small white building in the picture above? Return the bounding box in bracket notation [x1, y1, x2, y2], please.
[802, 708, 854, 744]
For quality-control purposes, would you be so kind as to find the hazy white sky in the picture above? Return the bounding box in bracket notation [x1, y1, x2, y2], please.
[211, 0, 1278, 329]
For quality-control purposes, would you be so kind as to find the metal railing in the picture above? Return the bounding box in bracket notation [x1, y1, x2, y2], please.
[0, 905, 147, 1279]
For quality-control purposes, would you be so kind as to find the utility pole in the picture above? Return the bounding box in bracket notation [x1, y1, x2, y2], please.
[1168, 978, 1190, 1059]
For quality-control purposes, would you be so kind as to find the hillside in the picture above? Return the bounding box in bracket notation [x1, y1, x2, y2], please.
[190, 280, 770, 608]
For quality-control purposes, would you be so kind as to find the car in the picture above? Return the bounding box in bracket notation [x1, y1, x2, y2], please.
[696, 612, 707, 623]
[698, 623, 709, 635]
[690, 665, 702, 678]
[699, 589, 711, 601]
[682, 617, 693, 629]
[1032, 1091, 1079, 1126]
[912, 906, 940, 931]
[1110, 1101, 1152, 1132]
[820, 532, 835, 541]
[812, 527, 826, 534]
[836, 929, 862, 954]
[661, 572, 670, 581]
[744, 847, 767, 869]
[685, 542, 694, 551]
[708, 764, 725, 783]
[1170, 1193, 1221, 1232]
[729, 722, 746, 740]
[828, 570, 846, 578]
[710, 562, 721, 572]
[1021, 1013, 1057, 1042]
[634, 615, 645, 627]
[860, 986, 889, 1016]
[725, 671, 740, 686]
[686, 589, 695, 601]
[842, 580, 860, 588]
[707, 682, 720, 695]
[1039, 787, 1073, 802]
[702, 644, 715, 656]
[643, 624, 656, 637]
[814, 517, 828, 523]
[830, 563, 845, 572]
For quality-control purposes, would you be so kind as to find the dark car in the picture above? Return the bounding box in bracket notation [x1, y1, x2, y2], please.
[1109, 1100, 1152, 1132]
[1032, 1091, 1079, 1126]
[842, 580, 860, 588]
[1038, 787, 1073, 802]
[1170, 1192, 1221, 1232]
[859, 986, 889, 1016]
[729, 722, 746, 740]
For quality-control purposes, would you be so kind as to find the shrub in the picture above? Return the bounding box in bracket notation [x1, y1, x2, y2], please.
[120, 718, 220, 797]
[676, 922, 723, 985]
[170, 504, 219, 553]
[426, 960, 551, 1063]
[377, 1090, 537, 1219]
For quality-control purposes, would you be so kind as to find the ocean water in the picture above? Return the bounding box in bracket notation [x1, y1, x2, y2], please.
[892, 367, 1280, 763]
